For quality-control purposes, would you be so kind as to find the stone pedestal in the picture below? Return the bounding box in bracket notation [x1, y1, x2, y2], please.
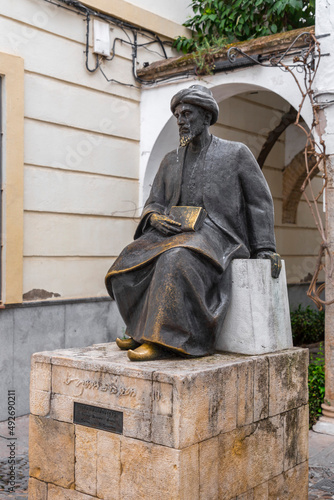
[28, 343, 308, 499]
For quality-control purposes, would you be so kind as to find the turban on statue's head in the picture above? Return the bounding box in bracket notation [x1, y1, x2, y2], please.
[170, 85, 219, 125]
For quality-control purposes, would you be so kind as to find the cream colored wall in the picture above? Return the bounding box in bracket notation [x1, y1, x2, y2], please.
[1, 0, 176, 300]
[81, 0, 190, 38]
[123, 0, 191, 25]
[211, 90, 323, 284]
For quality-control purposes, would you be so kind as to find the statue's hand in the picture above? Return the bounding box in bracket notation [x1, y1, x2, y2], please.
[150, 213, 182, 235]
[256, 250, 282, 279]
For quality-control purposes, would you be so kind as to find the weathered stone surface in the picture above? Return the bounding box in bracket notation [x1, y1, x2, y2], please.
[30, 358, 52, 417]
[151, 413, 174, 447]
[30, 390, 50, 417]
[284, 405, 309, 471]
[28, 477, 47, 500]
[268, 461, 308, 499]
[30, 360, 51, 392]
[199, 437, 219, 500]
[237, 362, 254, 427]
[50, 393, 73, 422]
[49, 343, 153, 378]
[28, 344, 308, 499]
[252, 482, 269, 499]
[160, 361, 240, 449]
[268, 349, 308, 416]
[153, 369, 221, 448]
[216, 260, 292, 355]
[123, 409, 151, 442]
[178, 444, 200, 500]
[253, 357, 269, 422]
[236, 490, 254, 499]
[120, 437, 199, 500]
[178, 369, 221, 447]
[218, 416, 284, 499]
[29, 414, 74, 488]
[217, 363, 238, 434]
[152, 380, 173, 416]
[97, 431, 121, 500]
[48, 483, 93, 499]
[75, 425, 97, 496]
[52, 364, 152, 411]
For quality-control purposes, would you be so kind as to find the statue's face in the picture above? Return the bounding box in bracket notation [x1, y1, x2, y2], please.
[174, 103, 208, 147]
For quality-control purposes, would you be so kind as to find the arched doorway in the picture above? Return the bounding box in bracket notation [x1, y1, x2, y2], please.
[140, 80, 323, 303]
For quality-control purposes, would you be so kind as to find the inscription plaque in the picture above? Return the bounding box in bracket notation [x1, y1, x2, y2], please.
[73, 402, 123, 434]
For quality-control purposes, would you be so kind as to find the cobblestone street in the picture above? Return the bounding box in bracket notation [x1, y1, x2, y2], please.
[309, 467, 334, 499]
[0, 454, 28, 500]
[0, 416, 28, 499]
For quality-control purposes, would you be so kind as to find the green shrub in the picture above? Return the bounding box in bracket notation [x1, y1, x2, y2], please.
[173, 0, 315, 54]
[291, 305, 324, 346]
[308, 345, 325, 428]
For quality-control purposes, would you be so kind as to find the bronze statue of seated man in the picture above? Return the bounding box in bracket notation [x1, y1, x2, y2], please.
[105, 85, 281, 361]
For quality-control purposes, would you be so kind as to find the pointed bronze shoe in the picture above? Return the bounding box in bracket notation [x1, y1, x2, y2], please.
[127, 342, 166, 361]
[116, 337, 140, 351]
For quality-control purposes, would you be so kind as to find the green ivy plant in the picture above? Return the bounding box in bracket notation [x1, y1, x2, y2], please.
[309, 344, 325, 428]
[174, 0, 315, 54]
[291, 305, 324, 346]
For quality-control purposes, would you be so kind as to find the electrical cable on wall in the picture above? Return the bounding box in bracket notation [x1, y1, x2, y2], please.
[42, 0, 190, 87]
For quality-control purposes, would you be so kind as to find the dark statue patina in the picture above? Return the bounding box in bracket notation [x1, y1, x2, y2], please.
[105, 85, 281, 361]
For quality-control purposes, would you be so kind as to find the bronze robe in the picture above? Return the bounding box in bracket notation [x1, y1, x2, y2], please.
[105, 137, 276, 356]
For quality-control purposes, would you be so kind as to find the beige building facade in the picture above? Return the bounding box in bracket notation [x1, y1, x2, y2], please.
[0, 0, 322, 417]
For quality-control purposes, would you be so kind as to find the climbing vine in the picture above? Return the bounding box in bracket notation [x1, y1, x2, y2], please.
[174, 0, 315, 54]
[227, 32, 331, 309]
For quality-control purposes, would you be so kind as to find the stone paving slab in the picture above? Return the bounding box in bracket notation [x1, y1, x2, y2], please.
[310, 430, 334, 468]
[308, 430, 334, 499]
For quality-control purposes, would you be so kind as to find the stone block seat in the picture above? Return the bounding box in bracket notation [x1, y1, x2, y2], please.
[216, 259, 292, 354]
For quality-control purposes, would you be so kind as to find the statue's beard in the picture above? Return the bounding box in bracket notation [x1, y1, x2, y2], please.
[179, 133, 194, 147]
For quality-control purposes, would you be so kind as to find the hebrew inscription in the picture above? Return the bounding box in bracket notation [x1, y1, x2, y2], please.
[65, 376, 137, 398]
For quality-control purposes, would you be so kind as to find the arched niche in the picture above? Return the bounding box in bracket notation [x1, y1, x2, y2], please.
[140, 75, 321, 285]
[140, 73, 313, 205]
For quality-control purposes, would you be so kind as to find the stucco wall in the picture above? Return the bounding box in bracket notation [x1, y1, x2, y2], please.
[125, 0, 191, 25]
[0, 0, 176, 302]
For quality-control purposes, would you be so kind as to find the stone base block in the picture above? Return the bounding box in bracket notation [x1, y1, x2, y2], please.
[28, 343, 308, 500]
[313, 416, 334, 435]
[313, 404, 334, 435]
[216, 260, 293, 355]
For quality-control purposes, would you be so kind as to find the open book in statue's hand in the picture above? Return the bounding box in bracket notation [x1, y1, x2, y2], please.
[169, 206, 207, 232]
